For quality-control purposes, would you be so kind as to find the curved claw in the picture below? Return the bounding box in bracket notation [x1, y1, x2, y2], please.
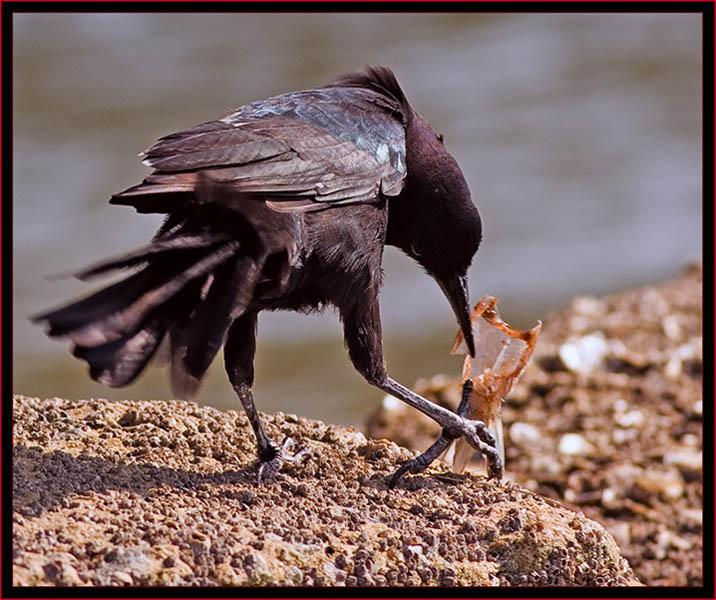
[463, 418, 496, 449]
[256, 440, 282, 485]
[381, 378, 504, 485]
[462, 419, 503, 479]
[257, 453, 283, 485]
[387, 460, 419, 489]
[452, 379, 503, 478]
[387, 433, 453, 488]
[256, 437, 311, 485]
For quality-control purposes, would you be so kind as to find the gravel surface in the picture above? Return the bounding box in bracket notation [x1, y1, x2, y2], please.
[13, 395, 639, 587]
[367, 263, 703, 586]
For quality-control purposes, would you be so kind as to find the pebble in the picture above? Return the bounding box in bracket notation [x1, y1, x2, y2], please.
[613, 398, 628, 413]
[530, 455, 561, 475]
[609, 463, 643, 482]
[607, 522, 631, 549]
[569, 296, 605, 332]
[382, 395, 401, 412]
[325, 429, 367, 449]
[572, 296, 605, 317]
[664, 340, 700, 379]
[612, 428, 638, 444]
[664, 449, 702, 471]
[43, 559, 85, 586]
[681, 509, 702, 526]
[214, 562, 246, 585]
[509, 422, 540, 445]
[661, 314, 683, 340]
[189, 531, 210, 558]
[564, 489, 578, 503]
[667, 534, 693, 551]
[113, 570, 133, 585]
[656, 530, 692, 552]
[601, 487, 619, 508]
[637, 470, 684, 499]
[558, 334, 609, 375]
[288, 565, 305, 585]
[681, 433, 699, 447]
[615, 410, 644, 429]
[558, 433, 595, 456]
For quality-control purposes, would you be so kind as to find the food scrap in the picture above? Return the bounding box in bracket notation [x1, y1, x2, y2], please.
[450, 295, 542, 477]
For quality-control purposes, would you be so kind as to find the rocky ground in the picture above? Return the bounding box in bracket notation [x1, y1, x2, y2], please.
[12, 264, 700, 588]
[367, 263, 703, 587]
[13, 394, 640, 587]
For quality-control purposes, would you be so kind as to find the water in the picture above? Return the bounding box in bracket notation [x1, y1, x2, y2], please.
[13, 13, 702, 426]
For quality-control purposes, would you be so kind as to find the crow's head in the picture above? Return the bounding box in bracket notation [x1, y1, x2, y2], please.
[388, 111, 482, 356]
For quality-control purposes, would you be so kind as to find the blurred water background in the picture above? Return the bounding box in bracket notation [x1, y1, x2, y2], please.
[13, 12, 702, 427]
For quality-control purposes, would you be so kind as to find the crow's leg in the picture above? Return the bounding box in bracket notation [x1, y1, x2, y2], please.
[380, 377, 502, 477]
[387, 379, 502, 486]
[224, 312, 282, 483]
[342, 298, 501, 483]
[387, 379, 471, 487]
[234, 383, 283, 483]
[387, 434, 454, 488]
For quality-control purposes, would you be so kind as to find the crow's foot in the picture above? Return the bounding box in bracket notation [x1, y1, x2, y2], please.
[388, 418, 503, 488]
[387, 433, 452, 488]
[256, 437, 310, 485]
[457, 418, 503, 480]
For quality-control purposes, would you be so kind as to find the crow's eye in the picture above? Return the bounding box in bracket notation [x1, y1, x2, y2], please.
[437, 133, 445, 143]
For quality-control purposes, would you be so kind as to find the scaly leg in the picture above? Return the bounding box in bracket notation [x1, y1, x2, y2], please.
[225, 312, 304, 483]
[387, 379, 503, 487]
[232, 382, 283, 483]
[342, 296, 501, 486]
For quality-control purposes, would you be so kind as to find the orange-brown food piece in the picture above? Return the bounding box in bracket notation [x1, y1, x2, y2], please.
[450, 296, 542, 475]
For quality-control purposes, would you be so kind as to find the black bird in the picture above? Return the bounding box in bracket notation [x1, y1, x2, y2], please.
[32, 66, 499, 485]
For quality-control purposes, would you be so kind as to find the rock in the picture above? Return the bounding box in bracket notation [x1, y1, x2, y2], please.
[558, 433, 595, 456]
[664, 340, 701, 379]
[42, 553, 87, 586]
[11, 395, 640, 587]
[558, 334, 609, 374]
[681, 509, 702, 526]
[509, 422, 540, 445]
[663, 448, 702, 472]
[606, 522, 631, 549]
[614, 410, 645, 429]
[636, 469, 684, 500]
[661, 314, 683, 341]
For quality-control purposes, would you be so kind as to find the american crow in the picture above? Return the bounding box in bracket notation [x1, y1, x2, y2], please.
[32, 66, 499, 485]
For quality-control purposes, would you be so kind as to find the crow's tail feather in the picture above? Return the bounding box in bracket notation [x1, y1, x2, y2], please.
[32, 213, 260, 395]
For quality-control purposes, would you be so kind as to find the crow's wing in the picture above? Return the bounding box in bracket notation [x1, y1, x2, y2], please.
[112, 84, 407, 214]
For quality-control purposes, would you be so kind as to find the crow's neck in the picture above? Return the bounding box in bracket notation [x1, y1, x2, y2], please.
[386, 111, 453, 254]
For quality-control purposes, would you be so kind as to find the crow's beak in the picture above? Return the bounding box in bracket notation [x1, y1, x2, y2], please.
[438, 271, 475, 357]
